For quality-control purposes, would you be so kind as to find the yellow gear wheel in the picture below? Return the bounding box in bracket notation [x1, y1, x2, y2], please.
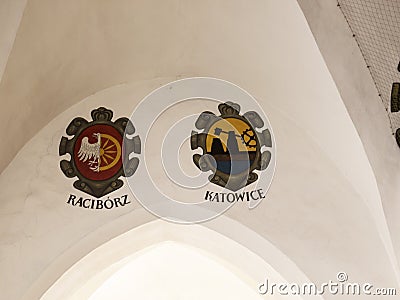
[99, 134, 122, 171]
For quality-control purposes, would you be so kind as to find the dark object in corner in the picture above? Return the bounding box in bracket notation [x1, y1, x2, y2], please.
[391, 83, 400, 113]
[396, 128, 400, 148]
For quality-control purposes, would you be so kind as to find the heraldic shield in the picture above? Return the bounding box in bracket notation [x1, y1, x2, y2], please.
[191, 102, 272, 191]
[59, 107, 141, 198]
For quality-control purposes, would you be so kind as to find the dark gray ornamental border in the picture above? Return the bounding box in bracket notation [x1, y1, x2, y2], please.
[191, 101, 272, 191]
[59, 107, 141, 198]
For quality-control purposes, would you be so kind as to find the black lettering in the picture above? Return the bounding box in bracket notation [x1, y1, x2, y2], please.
[83, 199, 91, 209]
[67, 194, 76, 205]
[257, 189, 266, 199]
[114, 197, 123, 208]
[96, 200, 104, 209]
[121, 195, 130, 205]
[220, 193, 226, 202]
[205, 191, 214, 201]
[250, 191, 259, 200]
[104, 199, 113, 209]
[235, 192, 246, 202]
[76, 197, 83, 207]
[226, 193, 235, 203]
[212, 193, 219, 202]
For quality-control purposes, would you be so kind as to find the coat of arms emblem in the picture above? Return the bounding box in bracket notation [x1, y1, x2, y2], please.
[59, 107, 141, 198]
[191, 102, 272, 191]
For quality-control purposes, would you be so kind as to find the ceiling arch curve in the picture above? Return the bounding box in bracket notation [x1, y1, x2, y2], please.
[35, 219, 312, 300]
[0, 1, 399, 298]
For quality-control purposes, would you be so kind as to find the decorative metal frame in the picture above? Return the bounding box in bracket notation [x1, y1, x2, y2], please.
[191, 102, 272, 191]
[391, 82, 400, 113]
[396, 129, 400, 148]
[59, 107, 141, 198]
[390, 83, 400, 147]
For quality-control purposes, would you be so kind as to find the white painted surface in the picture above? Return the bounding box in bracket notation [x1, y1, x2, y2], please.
[0, 0, 27, 83]
[0, 1, 398, 299]
[40, 220, 304, 300]
[298, 0, 400, 281]
[88, 242, 263, 300]
[1, 74, 397, 299]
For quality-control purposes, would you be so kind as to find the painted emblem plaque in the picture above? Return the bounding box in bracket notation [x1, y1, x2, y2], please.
[191, 102, 272, 191]
[59, 107, 141, 198]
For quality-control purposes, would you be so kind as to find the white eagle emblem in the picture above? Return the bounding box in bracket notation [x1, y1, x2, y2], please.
[78, 133, 101, 172]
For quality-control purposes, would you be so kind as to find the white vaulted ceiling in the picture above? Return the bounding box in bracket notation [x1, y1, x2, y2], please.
[0, 0, 399, 172]
[338, 0, 400, 131]
[0, 0, 400, 299]
[298, 0, 400, 289]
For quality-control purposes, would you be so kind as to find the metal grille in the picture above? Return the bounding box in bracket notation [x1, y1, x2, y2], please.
[337, 0, 400, 132]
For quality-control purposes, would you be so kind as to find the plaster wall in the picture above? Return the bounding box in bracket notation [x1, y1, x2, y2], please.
[0, 1, 398, 299]
[298, 0, 400, 273]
